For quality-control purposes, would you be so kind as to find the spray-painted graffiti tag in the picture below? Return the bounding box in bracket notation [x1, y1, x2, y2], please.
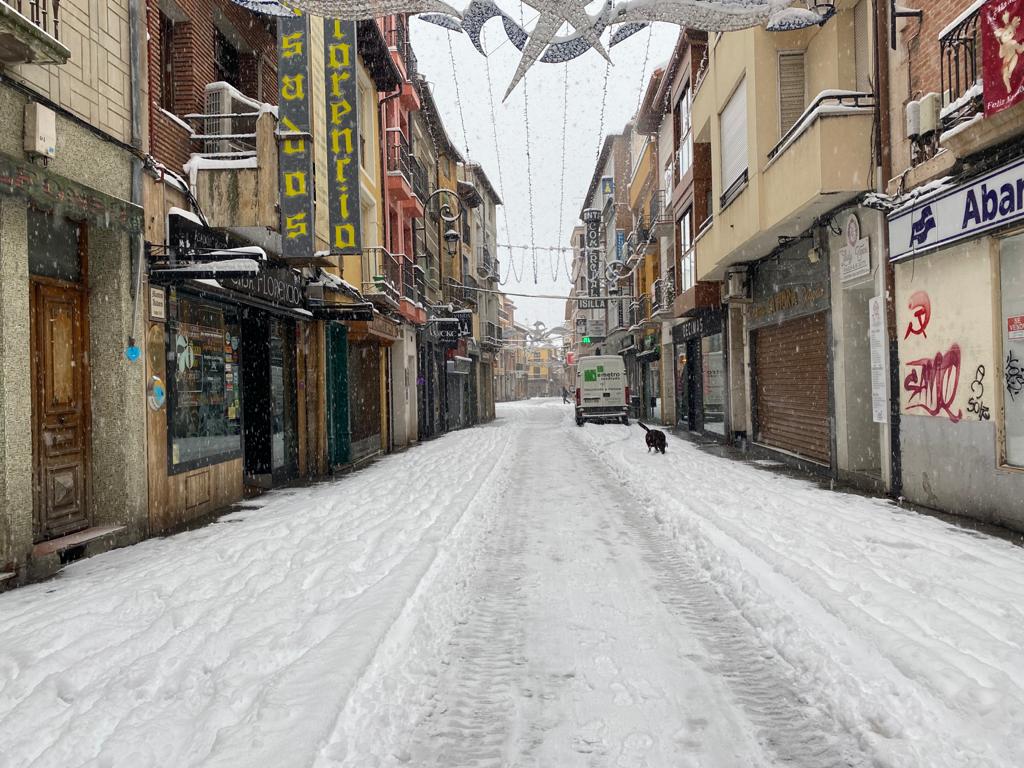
[904, 343, 963, 422]
[967, 365, 991, 421]
[1007, 350, 1024, 402]
[904, 290, 932, 340]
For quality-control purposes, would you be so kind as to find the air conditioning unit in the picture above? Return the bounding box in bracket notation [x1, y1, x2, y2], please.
[203, 82, 260, 155]
[919, 92, 941, 135]
[905, 99, 921, 140]
[723, 269, 751, 303]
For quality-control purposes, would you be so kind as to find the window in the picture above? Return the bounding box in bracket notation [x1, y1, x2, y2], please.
[677, 208, 694, 294]
[214, 29, 241, 88]
[167, 292, 243, 471]
[720, 77, 748, 203]
[675, 84, 692, 181]
[159, 12, 176, 112]
[1001, 235, 1024, 467]
[778, 52, 806, 136]
[28, 209, 82, 283]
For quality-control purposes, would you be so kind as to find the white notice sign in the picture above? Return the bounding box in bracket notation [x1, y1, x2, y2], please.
[840, 237, 871, 283]
[869, 296, 888, 424]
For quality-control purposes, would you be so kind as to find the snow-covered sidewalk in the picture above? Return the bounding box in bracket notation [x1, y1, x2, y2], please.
[575, 412, 1024, 768]
[0, 421, 516, 768]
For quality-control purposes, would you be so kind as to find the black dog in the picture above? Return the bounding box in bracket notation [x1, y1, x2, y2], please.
[637, 422, 666, 454]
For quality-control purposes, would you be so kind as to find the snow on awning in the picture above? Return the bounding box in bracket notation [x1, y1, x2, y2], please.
[151, 258, 262, 281]
[226, 0, 294, 17]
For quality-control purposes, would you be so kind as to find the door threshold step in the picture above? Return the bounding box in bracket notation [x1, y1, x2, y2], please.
[0, 571, 15, 583]
[32, 526, 127, 558]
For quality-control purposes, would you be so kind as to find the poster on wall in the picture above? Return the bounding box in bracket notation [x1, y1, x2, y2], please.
[324, 19, 362, 254]
[869, 296, 888, 424]
[983, 0, 1024, 116]
[278, 14, 316, 261]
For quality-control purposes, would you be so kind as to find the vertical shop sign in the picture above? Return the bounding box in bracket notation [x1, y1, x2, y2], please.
[324, 19, 362, 254]
[869, 296, 888, 424]
[583, 208, 602, 296]
[278, 14, 315, 261]
[983, 0, 1024, 116]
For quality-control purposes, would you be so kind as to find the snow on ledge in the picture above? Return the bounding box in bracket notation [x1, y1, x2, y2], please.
[940, 112, 984, 145]
[183, 154, 259, 191]
[938, 0, 985, 40]
[767, 93, 874, 168]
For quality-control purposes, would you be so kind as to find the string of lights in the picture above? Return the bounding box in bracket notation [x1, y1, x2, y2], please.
[553, 61, 569, 283]
[518, 1, 539, 284]
[480, 25, 520, 289]
[635, 25, 654, 117]
[447, 32, 471, 160]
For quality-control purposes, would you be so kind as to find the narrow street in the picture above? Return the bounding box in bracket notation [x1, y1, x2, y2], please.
[2, 401, 1023, 768]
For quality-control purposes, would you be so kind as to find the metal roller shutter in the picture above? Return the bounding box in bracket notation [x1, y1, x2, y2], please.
[753, 312, 830, 465]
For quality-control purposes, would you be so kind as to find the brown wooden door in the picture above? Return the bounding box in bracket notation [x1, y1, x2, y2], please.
[31, 280, 92, 541]
[753, 312, 831, 465]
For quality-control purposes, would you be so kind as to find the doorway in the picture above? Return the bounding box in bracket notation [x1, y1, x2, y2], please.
[28, 211, 92, 541]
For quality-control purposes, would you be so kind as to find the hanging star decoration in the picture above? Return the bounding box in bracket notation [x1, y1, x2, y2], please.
[251, 0, 835, 96]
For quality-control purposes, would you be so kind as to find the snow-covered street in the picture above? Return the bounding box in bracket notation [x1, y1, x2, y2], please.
[2, 399, 1024, 767]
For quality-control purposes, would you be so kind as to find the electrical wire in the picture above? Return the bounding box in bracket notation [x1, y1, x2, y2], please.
[447, 32, 471, 160]
[519, 0, 539, 284]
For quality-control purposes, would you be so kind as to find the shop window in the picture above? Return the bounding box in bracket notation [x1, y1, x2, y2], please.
[28, 209, 82, 283]
[702, 333, 726, 435]
[167, 292, 243, 471]
[1001, 236, 1024, 467]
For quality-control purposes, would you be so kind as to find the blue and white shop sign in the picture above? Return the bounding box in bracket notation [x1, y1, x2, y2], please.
[889, 156, 1024, 262]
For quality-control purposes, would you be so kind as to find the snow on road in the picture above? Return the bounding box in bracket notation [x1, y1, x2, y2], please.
[2, 399, 1024, 768]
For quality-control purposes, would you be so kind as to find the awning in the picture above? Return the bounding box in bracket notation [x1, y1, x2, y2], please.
[226, 0, 293, 17]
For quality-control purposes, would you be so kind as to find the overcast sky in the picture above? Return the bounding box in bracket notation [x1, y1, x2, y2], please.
[410, 5, 678, 330]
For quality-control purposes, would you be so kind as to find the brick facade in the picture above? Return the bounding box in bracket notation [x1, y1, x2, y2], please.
[145, 0, 277, 172]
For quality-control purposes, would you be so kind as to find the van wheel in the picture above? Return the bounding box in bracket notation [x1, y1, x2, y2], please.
[621, 416, 630, 426]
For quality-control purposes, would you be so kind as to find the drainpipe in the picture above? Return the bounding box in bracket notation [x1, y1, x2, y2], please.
[875, 0, 901, 497]
[127, 0, 145, 338]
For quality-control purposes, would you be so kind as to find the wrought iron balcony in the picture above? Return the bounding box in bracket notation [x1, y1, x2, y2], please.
[0, 0, 69, 65]
[940, 5, 982, 131]
[362, 247, 401, 307]
[385, 24, 417, 82]
[476, 245, 494, 279]
[629, 295, 648, 329]
[652, 278, 675, 317]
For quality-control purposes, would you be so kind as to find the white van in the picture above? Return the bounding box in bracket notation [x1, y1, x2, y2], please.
[574, 355, 629, 426]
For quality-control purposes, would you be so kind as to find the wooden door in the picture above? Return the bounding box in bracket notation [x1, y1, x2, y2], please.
[31, 280, 92, 541]
[753, 312, 831, 465]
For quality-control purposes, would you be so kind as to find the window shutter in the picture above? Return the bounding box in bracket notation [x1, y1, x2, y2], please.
[720, 78, 748, 192]
[779, 52, 806, 136]
[854, 0, 871, 93]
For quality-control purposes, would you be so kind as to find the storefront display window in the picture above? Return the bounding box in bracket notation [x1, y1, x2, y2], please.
[167, 291, 243, 471]
[1001, 236, 1024, 467]
[702, 333, 726, 435]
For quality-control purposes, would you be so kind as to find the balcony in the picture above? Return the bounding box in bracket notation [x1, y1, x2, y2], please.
[482, 321, 502, 351]
[476, 245, 495, 280]
[463, 274, 479, 306]
[385, 24, 420, 110]
[186, 89, 279, 236]
[362, 247, 401, 308]
[0, 0, 69, 66]
[628, 295, 649, 330]
[385, 128, 425, 217]
[938, 4, 1024, 160]
[652, 278, 675, 318]
[649, 190, 671, 237]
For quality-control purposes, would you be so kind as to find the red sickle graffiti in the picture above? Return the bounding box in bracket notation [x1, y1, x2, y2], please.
[904, 291, 932, 340]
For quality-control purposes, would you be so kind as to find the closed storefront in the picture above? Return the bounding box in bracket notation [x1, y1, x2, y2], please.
[348, 342, 383, 461]
[673, 311, 727, 436]
[753, 313, 830, 464]
[748, 240, 832, 466]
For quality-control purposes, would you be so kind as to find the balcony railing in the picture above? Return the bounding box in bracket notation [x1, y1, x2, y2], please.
[0, 0, 69, 64]
[940, 5, 982, 131]
[398, 253, 416, 302]
[410, 154, 429, 204]
[767, 92, 875, 162]
[629, 296, 648, 329]
[362, 247, 401, 305]
[476, 245, 494, 278]
[649, 190, 669, 232]
[386, 128, 414, 183]
[414, 263, 426, 306]
[652, 278, 675, 316]
[386, 24, 417, 82]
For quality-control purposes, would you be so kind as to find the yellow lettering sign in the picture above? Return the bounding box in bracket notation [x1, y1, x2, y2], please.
[282, 32, 304, 58]
[329, 99, 353, 125]
[329, 71, 351, 98]
[285, 212, 309, 238]
[280, 117, 307, 155]
[281, 75, 305, 101]
[327, 42, 352, 70]
[333, 223, 356, 250]
[330, 127, 354, 155]
[284, 171, 307, 197]
[334, 157, 352, 186]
